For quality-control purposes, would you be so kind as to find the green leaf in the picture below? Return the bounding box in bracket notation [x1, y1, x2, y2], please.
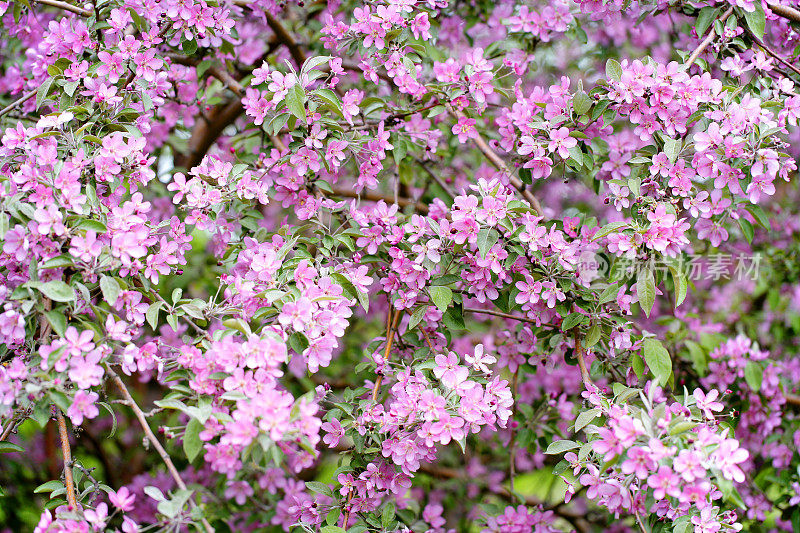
[34, 480, 63, 493]
[407, 305, 427, 331]
[443, 306, 466, 330]
[428, 286, 452, 313]
[584, 324, 601, 348]
[574, 408, 600, 432]
[637, 268, 656, 317]
[662, 137, 681, 164]
[593, 221, 628, 241]
[696, 7, 721, 36]
[289, 331, 309, 354]
[99, 275, 121, 306]
[572, 91, 592, 116]
[31, 280, 75, 303]
[305, 481, 334, 498]
[545, 439, 580, 455]
[320, 526, 346, 533]
[0, 442, 24, 453]
[476, 228, 499, 259]
[605, 59, 623, 81]
[36, 76, 57, 110]
[744, 361, 763, 391]
[146, 301, 163, 329]
[668, 265, 688, 308]
[737, 217, 754, 244]
[285, 83, 306, 120]
[685, 340, 708, 376]
[746, 205, 770, 230]
[742, 3, 766, 39]
[40, 255, 74, 269]
[183, 418, 203, 462]
[381, 501, 396, 529]
[44, 310, 67, 337]
[561, 312, 585, 331]
[642, 338, 672, 386]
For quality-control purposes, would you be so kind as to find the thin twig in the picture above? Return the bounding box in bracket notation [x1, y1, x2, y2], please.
[446, 105, 544, 216]
[573, 331, 594, 388]
[106, 367, 214, 533]
[371, 309, 401, 402]
[464, 306, 543, 325]
[745, 28, 800, 77]
[686, 7, 733, 67]
[0, 88, 37, 118]
[329, 187, 428, 213]
[56, 410, 79, 509]
[34, 0, 92, 16]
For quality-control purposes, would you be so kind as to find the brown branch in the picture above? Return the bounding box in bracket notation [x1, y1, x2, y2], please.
[56, 410, 79, 509]
[686, 7, 733, 67]
[264, 12, 307, 68]
[785, 393, 800, 406]
[768, 2, 800, 23]
[329, 187, 428, 213]
[446, 106, 544, 216]
[464, 306, 545, 325]
[371, 309, 401, 402]
[106, 367, 214, 533]
[34, 0, 92, 16]
[0, 88, 37, 118]
[745, 28, 800, 77]
[573, 331, 594, 388]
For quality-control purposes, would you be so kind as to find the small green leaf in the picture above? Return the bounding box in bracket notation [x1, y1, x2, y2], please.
[44, 310, 67, 337]
[642, 338, 672, 386]
[696, 7, 721, 36]
[738, 218, 754, 244]
[285, 83, 306, 120]
[183, 418, 203, 462]
[744, 361, 763, 392]
[572, 91, 592, 116]
[146, 301, 163, 329]
[407, 305, 427, 331]
[0, 442, 24, 453]
[305, 481, 333, 498]
[637, 268, 656, 317]
[34, 480, 63, 493]
[662, 137, 681, 164]
[428, 286, 452, 313]
[382, 501, 396, 530]
[99, 275, 121, 306]
[545, 439, 580, 455]
[476, 228, 499, 259]
[584, 324, 601, 348]
[605, 59, 623, 81]
[561, 312, 586, 331]
[574, 409, 600, 432]
[33, 280, 75, 303]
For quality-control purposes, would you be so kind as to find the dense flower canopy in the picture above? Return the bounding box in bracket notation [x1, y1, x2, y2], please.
[2, 0, 800, 531]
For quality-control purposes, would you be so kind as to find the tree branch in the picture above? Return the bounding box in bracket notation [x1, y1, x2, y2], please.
[686, 7, 733, 67]
[446, 106, 544, 216]
[56, 410, 79, 509]
[0, 88, 37, 118]
[768, 2, 800, 24]
[106, 367, 214, 533]
[329, 187, 428, 213]
[573, 331, 594, 388]
[33, 0, 92, 16]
